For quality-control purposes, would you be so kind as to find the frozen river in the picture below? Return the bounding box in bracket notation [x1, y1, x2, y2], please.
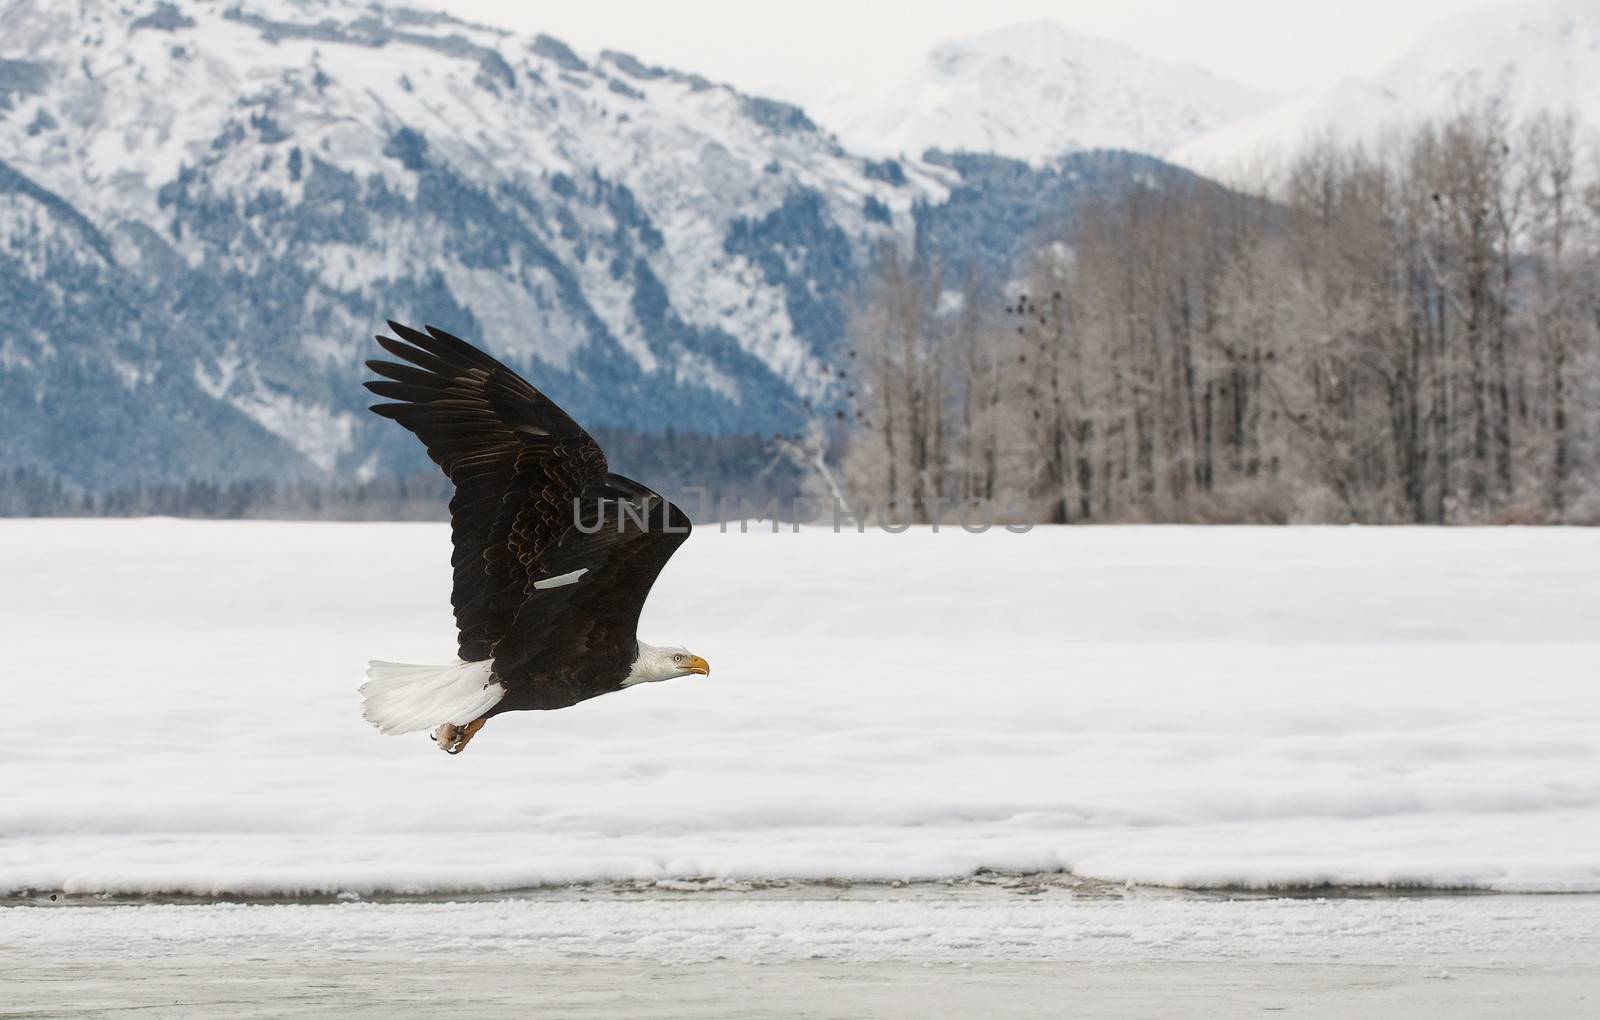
[4, 884, 1597, 1018]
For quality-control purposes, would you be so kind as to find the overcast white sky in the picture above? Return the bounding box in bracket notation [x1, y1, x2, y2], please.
[439, 0, 1510, 100]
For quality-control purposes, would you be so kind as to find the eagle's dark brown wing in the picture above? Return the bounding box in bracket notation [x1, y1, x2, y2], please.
[364, 322, 608, 662]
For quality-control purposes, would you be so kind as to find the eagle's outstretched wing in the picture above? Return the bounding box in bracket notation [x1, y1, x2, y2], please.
[364, 324, 692, 694]
[364, 322, 609, 662]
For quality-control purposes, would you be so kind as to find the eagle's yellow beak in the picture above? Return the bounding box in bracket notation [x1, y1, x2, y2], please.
[684, 655, 711, 677]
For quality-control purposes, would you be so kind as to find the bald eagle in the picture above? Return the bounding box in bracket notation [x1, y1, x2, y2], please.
[358, 322, 709, 754]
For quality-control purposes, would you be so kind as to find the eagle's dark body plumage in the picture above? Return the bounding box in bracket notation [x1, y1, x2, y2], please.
[362, 322, 696, 732]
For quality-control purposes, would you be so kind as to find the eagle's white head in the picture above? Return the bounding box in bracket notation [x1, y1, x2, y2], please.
[623, 641, 711, 687]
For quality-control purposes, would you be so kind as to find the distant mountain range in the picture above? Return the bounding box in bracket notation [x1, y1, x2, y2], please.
[795, 1, 1599, 177]
[3, 0, 1583, 495]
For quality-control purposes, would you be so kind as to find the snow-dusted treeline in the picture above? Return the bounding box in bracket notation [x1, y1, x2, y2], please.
[841, 109, 1600, 524]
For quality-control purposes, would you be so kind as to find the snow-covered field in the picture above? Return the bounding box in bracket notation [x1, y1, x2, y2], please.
[1, 520, 1597, 897]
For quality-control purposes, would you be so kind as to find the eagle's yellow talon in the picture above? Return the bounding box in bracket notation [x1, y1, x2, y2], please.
[436, 716, 487, 754]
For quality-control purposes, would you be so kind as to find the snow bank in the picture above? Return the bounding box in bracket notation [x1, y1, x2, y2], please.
[0, 521, 1596, 896]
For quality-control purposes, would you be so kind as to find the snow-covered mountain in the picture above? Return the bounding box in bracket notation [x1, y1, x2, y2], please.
[1173, 0, 1600, 177]
[0, 0, 958, 487]
[805, 21, 1275, 164]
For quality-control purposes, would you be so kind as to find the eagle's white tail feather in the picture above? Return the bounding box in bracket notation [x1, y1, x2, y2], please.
[360, 659, 505, 735]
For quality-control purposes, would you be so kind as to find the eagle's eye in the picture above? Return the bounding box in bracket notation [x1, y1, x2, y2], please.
[672, 653, 685, 663]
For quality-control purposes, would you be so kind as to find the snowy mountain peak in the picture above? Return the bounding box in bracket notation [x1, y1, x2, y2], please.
[806, 21, 1276, 164]
[1172, 0, 1600, 177]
